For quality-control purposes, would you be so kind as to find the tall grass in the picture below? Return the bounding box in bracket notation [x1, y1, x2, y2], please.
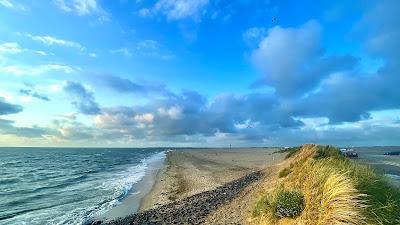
[323, 156, 400, 224]
[274, 146, 301, 159]
[252, 144, 400, 225]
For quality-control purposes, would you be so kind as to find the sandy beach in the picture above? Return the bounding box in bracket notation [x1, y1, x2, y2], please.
[139, 148, 284, 211]
[84, 148, 288, 224]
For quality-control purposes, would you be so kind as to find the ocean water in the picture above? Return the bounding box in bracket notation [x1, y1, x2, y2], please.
[0, 148, 166, 225]
[354, 146, 400, 186]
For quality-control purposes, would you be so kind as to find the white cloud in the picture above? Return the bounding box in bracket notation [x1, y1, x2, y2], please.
[0, 91, 14, 101]
[48, 84, 63, 93]
[53, 0, 109, 22]
[54, 0, 97, 15]
[25, 34, 85, 51]
[250, 21, 349, 97]
[0, 42, 22, 55]
[154, 0, 209, 21]
[134, 113, 154, 123]
[0, 64, 79, 76]
[34, 50, 46, 56]
[0, 0, 13, 8]
[158, 106, 182, 119]
[72, 0, 98, 15]
[0, 42, 53, 58]
[0, 0, 25, 10]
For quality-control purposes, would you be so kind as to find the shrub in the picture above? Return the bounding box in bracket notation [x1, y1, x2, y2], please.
[273, 190, 305, 218]
[278, 167, 292, 178]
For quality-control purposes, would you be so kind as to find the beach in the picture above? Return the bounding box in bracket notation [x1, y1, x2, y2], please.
[98, 148, 285, 224]
[97, 146, 400, 225]
[140, 148, 284, 211]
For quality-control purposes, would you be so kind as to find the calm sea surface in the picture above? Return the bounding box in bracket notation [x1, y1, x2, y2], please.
[0, 148, 165, 225]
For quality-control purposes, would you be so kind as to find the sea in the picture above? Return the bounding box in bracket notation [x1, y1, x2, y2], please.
[0, 146, 399, 225]
[0, 148, 166, 225]
[354, 146, 400, 187]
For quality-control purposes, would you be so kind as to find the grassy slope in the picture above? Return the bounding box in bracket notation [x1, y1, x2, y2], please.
[253, 144, 400, 225]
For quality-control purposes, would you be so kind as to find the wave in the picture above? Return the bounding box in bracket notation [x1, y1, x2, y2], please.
[0, 150, 166, 225]
[82, 151, 166, 224]
[385, 174, 400, 180]
[382, 160, 400, 168]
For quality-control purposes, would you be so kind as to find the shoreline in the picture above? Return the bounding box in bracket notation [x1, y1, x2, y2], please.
[139, 148, 284, 211]
[92, 147, 285, 224]
[105, 170, 266, 225]
[92, 151, 166, 223]
[99, 147, 285, 224]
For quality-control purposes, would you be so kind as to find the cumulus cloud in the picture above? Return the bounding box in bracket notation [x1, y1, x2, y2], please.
[51, 119, 94, 140]
[251, 21, 357, 97]
[0, 97, 23, 115]
[3, 0, 400, 146]
[91, 90, 303, 142]
[64, 81, 100, 115]
[282, 0, 400, 124]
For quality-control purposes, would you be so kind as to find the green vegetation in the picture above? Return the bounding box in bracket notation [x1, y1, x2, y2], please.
[278, 167, 292, 178]
[313, 145, 342, 160]
[274, 190, 305, 218]
[253, 189, 305, 219]
[253, 144, 400, 225]
[252, 195, 270, 217]
[274, 146, 301, 159]
[322, 156, 400, 224]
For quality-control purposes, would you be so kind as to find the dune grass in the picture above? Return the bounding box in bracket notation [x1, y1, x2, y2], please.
[253, 144, 400, 225]
[274, 147, 301, 159]
[278, 167, 292, 178]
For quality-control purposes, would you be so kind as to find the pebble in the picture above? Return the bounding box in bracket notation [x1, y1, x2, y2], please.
[97, 171, 262, 225]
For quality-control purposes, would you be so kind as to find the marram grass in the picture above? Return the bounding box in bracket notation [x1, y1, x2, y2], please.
[253, 144, 400, 225]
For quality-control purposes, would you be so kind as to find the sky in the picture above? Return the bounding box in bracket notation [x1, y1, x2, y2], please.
[0, 0, 399, 147]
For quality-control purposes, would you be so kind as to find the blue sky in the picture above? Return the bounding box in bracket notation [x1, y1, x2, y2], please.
[0, 0, 399, 147]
